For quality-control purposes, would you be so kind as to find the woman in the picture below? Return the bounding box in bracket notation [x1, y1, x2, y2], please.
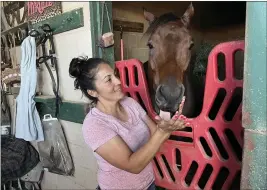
[69, 57, 189, 190]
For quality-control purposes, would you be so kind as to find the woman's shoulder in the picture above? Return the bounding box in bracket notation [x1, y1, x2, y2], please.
[82, 109, 119, 151]
[83, 109, 107, 128]
[83, 108, 119, 131]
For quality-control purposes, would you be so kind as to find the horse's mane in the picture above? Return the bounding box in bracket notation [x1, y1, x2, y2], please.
[144, 12, 179, 37]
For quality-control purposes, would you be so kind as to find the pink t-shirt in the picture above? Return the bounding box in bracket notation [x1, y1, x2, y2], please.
[82, 96, 155, 190]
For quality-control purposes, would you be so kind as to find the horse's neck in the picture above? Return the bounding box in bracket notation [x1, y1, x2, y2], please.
[182, 71, 196, 117]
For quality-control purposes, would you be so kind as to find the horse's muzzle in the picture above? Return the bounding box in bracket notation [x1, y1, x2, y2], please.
[155, 83, 185, 113]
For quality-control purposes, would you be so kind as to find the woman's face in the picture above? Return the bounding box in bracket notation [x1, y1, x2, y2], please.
[93, 63, 125, 102]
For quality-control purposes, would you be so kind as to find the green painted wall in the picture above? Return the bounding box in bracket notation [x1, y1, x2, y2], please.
[241, 2, 267, 189]
[89, 2, 115, 68]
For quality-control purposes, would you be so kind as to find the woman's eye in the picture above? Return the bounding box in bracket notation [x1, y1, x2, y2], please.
[107, 78, 112, 82]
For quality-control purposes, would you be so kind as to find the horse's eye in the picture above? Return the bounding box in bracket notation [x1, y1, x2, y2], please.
[147, 42, 154, 49]
[189, 42, 194, 50]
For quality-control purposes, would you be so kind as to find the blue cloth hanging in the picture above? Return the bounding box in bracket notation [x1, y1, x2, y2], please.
[15, 36, 44, 142]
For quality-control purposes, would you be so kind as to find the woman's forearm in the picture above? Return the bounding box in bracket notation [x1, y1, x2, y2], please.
[144, 115, 158, 136]
[127, 129, 169, 174]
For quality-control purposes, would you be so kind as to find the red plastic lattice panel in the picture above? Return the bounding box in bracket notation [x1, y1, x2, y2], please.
[115, 59, 157, 119]
[115, 40, 244, 190]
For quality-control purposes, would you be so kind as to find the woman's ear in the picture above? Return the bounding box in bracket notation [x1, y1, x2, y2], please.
[87, 90, 98, 98]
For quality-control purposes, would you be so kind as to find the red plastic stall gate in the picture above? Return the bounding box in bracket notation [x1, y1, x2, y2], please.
[115, 41, 244, 190]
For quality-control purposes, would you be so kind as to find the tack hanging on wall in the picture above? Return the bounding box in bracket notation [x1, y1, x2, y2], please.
[28, 23, 62, 118]
[15, 35, 45, 142]
[89, 1, 115, 65]
[98, 1, 114, 49]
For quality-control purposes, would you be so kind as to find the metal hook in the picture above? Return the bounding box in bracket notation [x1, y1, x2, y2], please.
[41, 24, 53, 37]
[29, 29, 40, 38]
[41, 24, 52, 32]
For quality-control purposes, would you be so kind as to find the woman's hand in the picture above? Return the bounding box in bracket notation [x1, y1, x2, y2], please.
[155, 113, 189, 132]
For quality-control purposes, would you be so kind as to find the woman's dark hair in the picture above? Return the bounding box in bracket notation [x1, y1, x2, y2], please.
[69, 56, 108, 105]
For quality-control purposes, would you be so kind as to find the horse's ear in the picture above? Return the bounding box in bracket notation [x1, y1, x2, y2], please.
[181, 3, 194, 27]
[143, 7, 155, 24]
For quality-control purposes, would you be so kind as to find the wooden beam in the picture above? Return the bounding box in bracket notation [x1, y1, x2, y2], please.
[113, 20, 144, 33]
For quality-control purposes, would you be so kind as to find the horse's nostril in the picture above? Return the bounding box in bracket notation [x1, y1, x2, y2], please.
[159, 85, 165, 95]
[156, 85, 165, 99]
[175, 84, 185, 101]
[159, 85, 169, 98]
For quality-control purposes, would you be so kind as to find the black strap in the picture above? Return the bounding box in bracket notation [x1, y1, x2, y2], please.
[36, 25, 61, 117]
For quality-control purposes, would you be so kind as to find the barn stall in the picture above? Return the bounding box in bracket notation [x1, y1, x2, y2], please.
[112, 1, 246, 117]
[89, 1, 266, 190]
[111, 2, 246, 190]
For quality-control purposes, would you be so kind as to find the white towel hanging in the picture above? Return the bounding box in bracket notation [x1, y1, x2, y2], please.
[15, 36, 44, 142]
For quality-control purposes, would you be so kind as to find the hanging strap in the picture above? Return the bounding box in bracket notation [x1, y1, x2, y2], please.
[17, 28, 27, 43]
[100, 2, 104, 35]
[98, 1, 113, 56]
[7, 33, 15, 48]
[36, 25, 61, 117]
[100, 1, 112, 35]
[1, 35, 8, 48]
[104, 2, 112, 33]
[1, 35, 11, 64]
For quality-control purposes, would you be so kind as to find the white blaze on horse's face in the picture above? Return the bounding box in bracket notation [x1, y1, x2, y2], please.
[143, 3, 194, 113]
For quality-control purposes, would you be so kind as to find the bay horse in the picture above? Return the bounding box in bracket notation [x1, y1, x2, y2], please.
[142, 3, 202, 117]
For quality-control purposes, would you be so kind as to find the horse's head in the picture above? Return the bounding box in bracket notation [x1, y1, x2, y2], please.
[143, 3, 194, 113]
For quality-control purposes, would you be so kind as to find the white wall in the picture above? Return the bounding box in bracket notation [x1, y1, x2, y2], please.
[38, 2, 91, 103]
[39, 2, 98, 189]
